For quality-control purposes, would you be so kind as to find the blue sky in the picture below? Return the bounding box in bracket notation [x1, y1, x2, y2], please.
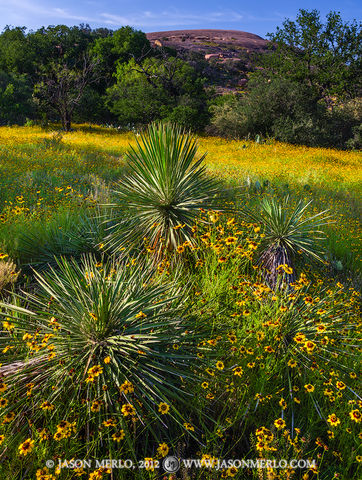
[0, 1, 360, 37]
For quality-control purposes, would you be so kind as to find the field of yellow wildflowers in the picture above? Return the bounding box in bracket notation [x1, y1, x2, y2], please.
[0, 124, 361, 480]
[0, 124, 360, 273]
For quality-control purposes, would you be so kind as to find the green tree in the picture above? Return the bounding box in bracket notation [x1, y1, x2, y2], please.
[0, 71, 34, 124]
[91, 26, 151, 87]
[262, 9, 361, 101]
[106, 56, 209, 130]
[28, 24, 94, 69]
[34, 56, 100, 131]
[0, 27, 35, 75]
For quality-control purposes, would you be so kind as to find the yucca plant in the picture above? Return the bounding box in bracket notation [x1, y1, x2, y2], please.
[0, 256, 205, 454]
[243, 195, 332, 287]
[107, 122, 223, 255]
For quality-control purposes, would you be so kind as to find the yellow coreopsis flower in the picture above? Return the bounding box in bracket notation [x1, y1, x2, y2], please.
[274, 418, 286, 430]
[327, 414, 341, 427]
[158, 402, 170, 415]
[112, 430, 125, 442]
[157, 442, 169, 457]
[119, 380, 134, 394]
[184, 422, 195, 431]
[121, 403, 136, 416]
[349, 409, 361, 423]
[18, 438, 35, 456]
[304, 384, 315, 393]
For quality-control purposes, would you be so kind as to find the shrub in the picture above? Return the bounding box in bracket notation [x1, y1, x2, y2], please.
[346, 123, 362, 149]
[165, 96, 210, 131]
[209, 95, 248, 138]
[210, 77, 361, 148]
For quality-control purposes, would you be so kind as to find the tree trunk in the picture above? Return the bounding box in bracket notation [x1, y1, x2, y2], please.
[62, 110, 72, 132]
[65, 113, 71, 132]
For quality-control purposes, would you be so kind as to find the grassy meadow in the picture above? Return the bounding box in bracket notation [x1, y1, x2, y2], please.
[0, 125, 360, 272]
[0, 124, 361, 480]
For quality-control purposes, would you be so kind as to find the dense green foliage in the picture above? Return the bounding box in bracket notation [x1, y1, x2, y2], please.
[0, 71, 34, 125]
[0, 23, 208, 131]
[210, 77, 361, 147]
[264, 10, 361, 101]
[106, 57, 209, 130]
[210, 10, 361, 147]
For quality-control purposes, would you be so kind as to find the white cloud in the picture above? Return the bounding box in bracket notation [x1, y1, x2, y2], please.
[100, 10, 244, 28]
[0, 0, 94, 27]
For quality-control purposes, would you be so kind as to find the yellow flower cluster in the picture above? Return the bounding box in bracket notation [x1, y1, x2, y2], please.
[53, 420, 76, 441]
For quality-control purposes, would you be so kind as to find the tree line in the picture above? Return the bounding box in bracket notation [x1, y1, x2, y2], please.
[0, 10, 360, 148]
[0, 23, 209, 131]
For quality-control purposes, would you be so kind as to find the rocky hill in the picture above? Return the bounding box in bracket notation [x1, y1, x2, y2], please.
[146, 29, 269, 93]
[146, 29, 269, 61]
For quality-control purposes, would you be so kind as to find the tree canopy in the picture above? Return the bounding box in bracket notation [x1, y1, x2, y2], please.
[262, 9, 361, 101]
[106, 56, 209, 130]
